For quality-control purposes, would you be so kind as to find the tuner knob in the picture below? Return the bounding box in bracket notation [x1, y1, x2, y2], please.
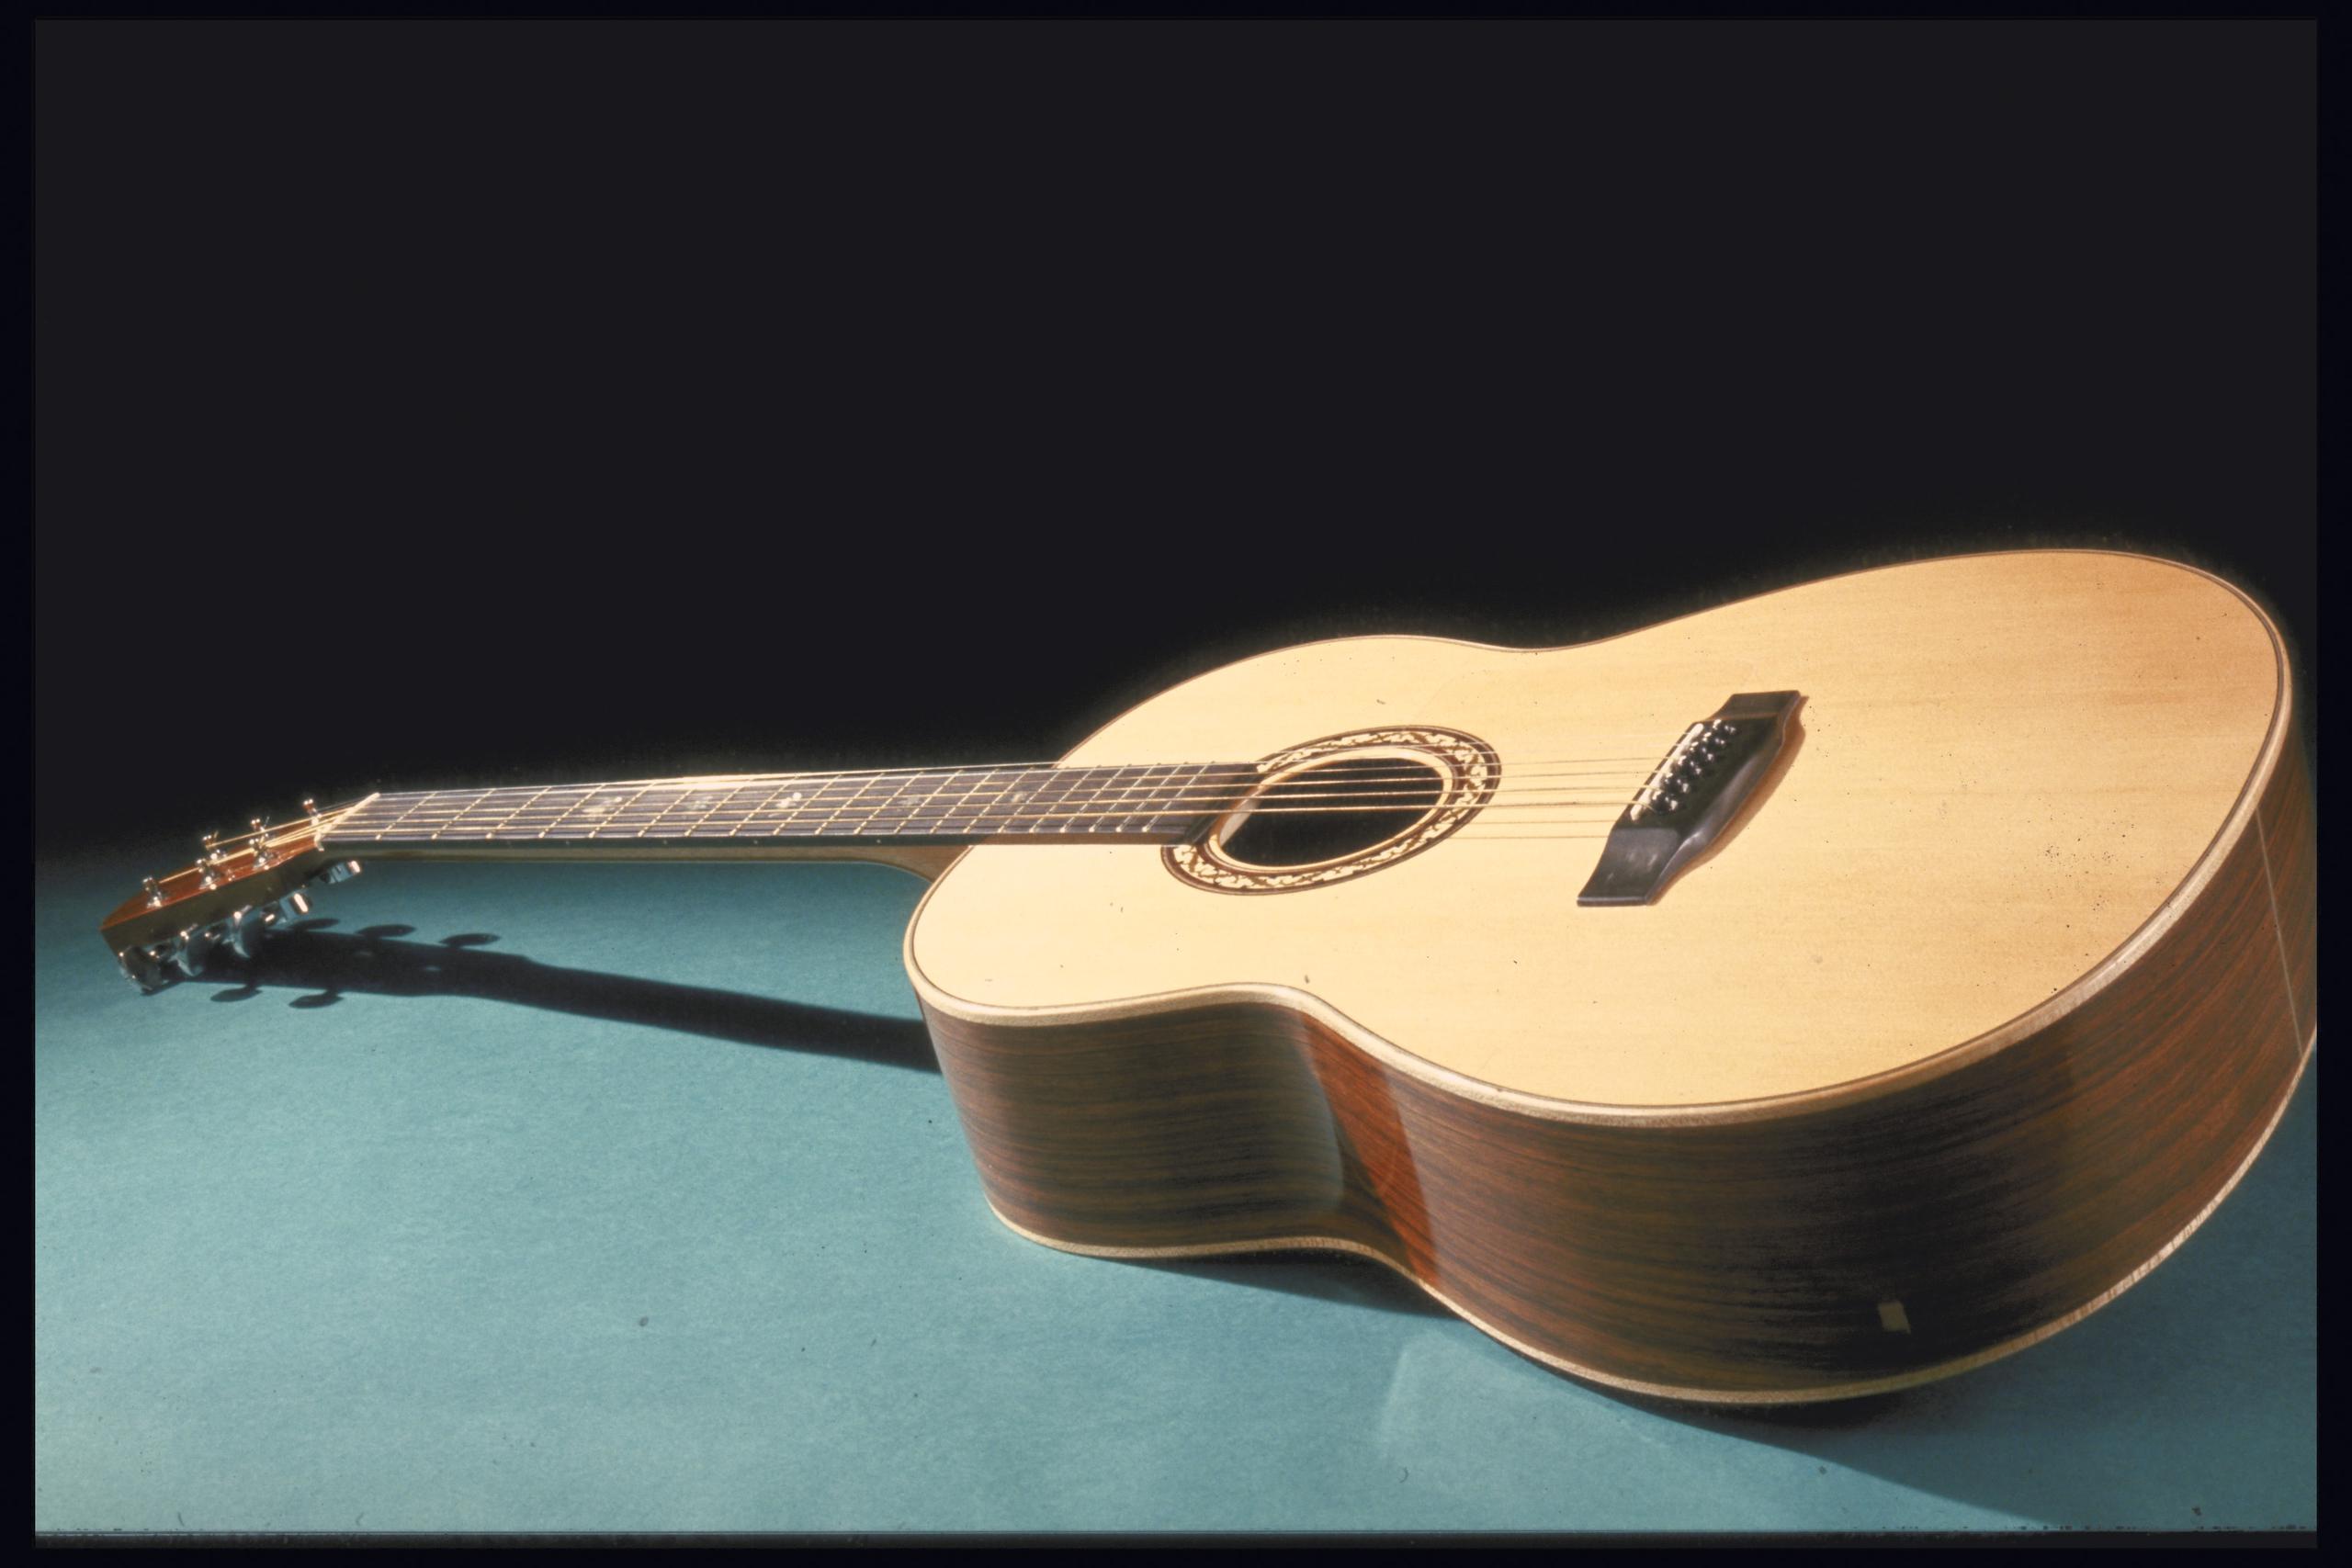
[286, 890, 311, 917]
[313, 860, 363, 886]
[117, 944, 169, 993]
[171, 923, 220, 978]
[228, 902, 286, 960]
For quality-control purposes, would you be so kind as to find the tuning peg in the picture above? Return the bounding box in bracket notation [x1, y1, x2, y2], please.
[313, 860, 363, 886]
[228, 902, 287, 960]
[142, 876, 164, 908]
[170, 922, 220, 978]
[286, 890, 311, 917]
[249, 816, 276, 868]
[301, 798, 321, 824]
[117, 944, 168, 992]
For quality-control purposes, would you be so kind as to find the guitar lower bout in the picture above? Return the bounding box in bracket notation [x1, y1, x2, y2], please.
[905, 550, 2315, 1402]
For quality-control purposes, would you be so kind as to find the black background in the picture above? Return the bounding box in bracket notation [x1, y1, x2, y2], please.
[36, 21, 2314, 856]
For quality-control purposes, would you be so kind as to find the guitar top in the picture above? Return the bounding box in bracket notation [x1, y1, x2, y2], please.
[912, 549, 2297, 1111]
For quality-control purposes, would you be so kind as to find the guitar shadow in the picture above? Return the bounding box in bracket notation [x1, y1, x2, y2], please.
[1123, 1253, 1454, 1322]
[187, 919, 941, 1074]
[182, 918, 1453, 1323]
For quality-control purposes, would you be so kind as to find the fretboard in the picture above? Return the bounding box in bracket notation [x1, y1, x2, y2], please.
[322, 763, 1261, 849]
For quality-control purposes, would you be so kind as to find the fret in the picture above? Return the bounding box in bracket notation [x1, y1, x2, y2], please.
[428, 789, 506, 840]
[811, 773, 894, 836]
[571, 784, 659, 838]
[709, 784, 777, 838]
[945, 771, 1021, 841]
[605, 784, 691, 838]
[1095, 764, 1170, 836]
[1009, 767, 1090, 835]
[943, 772, 1007, 834]
[684, 783, 769, 840]
[876, 773, 945, 832]
[857, 773, 933, 837]
[521, 785, 601, 838]
[893, 772, 969, 836]
[491, 784, 558, 839]
[744, 777, 846, 838]
[423, 789, 496, 841]
[1136, 763, 1205, 839]
[925, 770, 997, 837]
[756, 778, 842, 838]
[372, 791, 443, 837]
[969, 768, 1051, 835]
[444, 787, 558, 840]
[639, 784, 738, 839]
[1057, 766, 1126, 834]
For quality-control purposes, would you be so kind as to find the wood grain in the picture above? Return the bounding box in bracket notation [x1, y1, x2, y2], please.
[910, 550, 2313, 1400]
[910, 551, 2285, 1108]
[921, 705, 2312, 1400]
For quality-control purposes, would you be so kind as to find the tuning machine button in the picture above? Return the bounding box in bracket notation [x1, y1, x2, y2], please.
[171, 922, 220, 978]
[117, 944, 169, 992]
[313, 860, 363, 886]
[227, 902, 288, 959]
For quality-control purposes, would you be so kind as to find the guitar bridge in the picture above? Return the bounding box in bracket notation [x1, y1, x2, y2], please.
[1577, 691, 1803, 907]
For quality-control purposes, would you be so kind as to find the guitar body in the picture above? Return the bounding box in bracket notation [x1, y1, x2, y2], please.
[907, 550, 2315, 1403]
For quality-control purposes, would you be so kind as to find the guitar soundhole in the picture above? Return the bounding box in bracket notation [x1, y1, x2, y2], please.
[1163, 727, 1499, 896]
[1218, 756, 1446, 870]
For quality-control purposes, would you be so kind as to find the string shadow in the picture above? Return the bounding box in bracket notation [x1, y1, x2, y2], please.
[186, 919, 940, 1073]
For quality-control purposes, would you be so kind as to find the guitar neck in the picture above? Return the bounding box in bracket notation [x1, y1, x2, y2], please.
[317, 762, 1259, 856]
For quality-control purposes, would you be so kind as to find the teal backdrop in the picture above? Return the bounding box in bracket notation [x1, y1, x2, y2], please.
[36, 852, 2316, 1536]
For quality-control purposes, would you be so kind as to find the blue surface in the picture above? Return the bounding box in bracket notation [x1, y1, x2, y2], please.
[35, 852, 2317, 1534]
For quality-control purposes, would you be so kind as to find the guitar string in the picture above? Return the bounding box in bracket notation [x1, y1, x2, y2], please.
[325, 802, 1634, 832]
[155, 795, 1640, 879]
[329, 762, 1661, 803]
[155, 711, 1729, 853]
[143, 788, 1690, 894]
[163, 732, 1745, 866]
[277, 742, 1680, 796]
[323, 778, 1657, 823]
[172, 771, 1682, 861]
[177, 768, 1658, 849]
[324, 774, 1655, 818]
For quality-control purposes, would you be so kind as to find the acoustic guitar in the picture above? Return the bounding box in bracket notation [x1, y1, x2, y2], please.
[101, 549, 2315, 1404]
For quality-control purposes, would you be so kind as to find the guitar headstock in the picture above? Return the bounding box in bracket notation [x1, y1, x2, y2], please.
[100, 799, 368, 992]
